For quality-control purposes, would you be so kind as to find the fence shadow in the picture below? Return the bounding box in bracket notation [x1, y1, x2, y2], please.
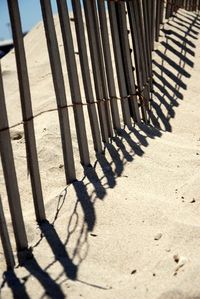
[0, 124, 162, 298]
[1, 10, 200, 299]
[1, 271, 30, 299]
[150, 10, 200, 132]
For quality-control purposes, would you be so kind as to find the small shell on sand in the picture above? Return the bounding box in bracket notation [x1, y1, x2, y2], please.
[173, 255, 188, 274]
[154, 233, 162, 241]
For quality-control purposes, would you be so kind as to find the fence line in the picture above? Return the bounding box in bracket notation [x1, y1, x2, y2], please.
[0, 0, 199, 270]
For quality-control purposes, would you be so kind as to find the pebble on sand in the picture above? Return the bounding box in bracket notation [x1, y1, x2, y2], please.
[154, 233, 162, 241]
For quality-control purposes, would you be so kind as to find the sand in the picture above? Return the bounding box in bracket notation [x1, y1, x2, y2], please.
[0, 8, 200, 299]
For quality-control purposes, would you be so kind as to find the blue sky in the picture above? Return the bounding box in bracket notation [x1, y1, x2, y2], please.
[0, 0, 73, 41]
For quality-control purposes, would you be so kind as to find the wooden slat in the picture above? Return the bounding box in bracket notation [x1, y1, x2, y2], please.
[108, 1, 132, 127]
[0, 63, 28, 252]
[166, 0, 172, 18]
[136, 0, 151, 117]
[97, 0, 121, 131]
[90, 0, 114, 138]
[115, 2, 141, 123]
[151, 0, 157, 49]
[127, 2, 148, 122]
[155, 0, 161, 42]
[137, 0, 151, 114]
[160, 0, 165, 24]
[40, 0, 76, 182]
[70, 0, 103, 153]
[0, 195, 15, 270]
[56, 0, 91, 166]
[83, 0, 110, 143]
[142, 0, 153, 91]
[7, 0, 46, 222]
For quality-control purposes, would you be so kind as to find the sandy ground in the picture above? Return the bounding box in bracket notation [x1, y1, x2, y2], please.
[0, 8, 200, 299]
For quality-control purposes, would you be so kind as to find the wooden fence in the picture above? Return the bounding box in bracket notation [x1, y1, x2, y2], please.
[0, 0, 199, 270]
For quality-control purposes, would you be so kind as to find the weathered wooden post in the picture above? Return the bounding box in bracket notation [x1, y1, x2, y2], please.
[127, 1, 149, 122]
[82, 0, 110, 143]
[155, 0, 161, 42]
[39, 0, 77, 183]
[7, 0, 46, 222]
[0, 196, 15, 270]
[115, 1, 141, 123]
[69, 0, 103, 153]
[0, 62, 29, 260]
[97, 0, 121, 130]
[55, 0, 91, 166]
[108, 1, 132, 127]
